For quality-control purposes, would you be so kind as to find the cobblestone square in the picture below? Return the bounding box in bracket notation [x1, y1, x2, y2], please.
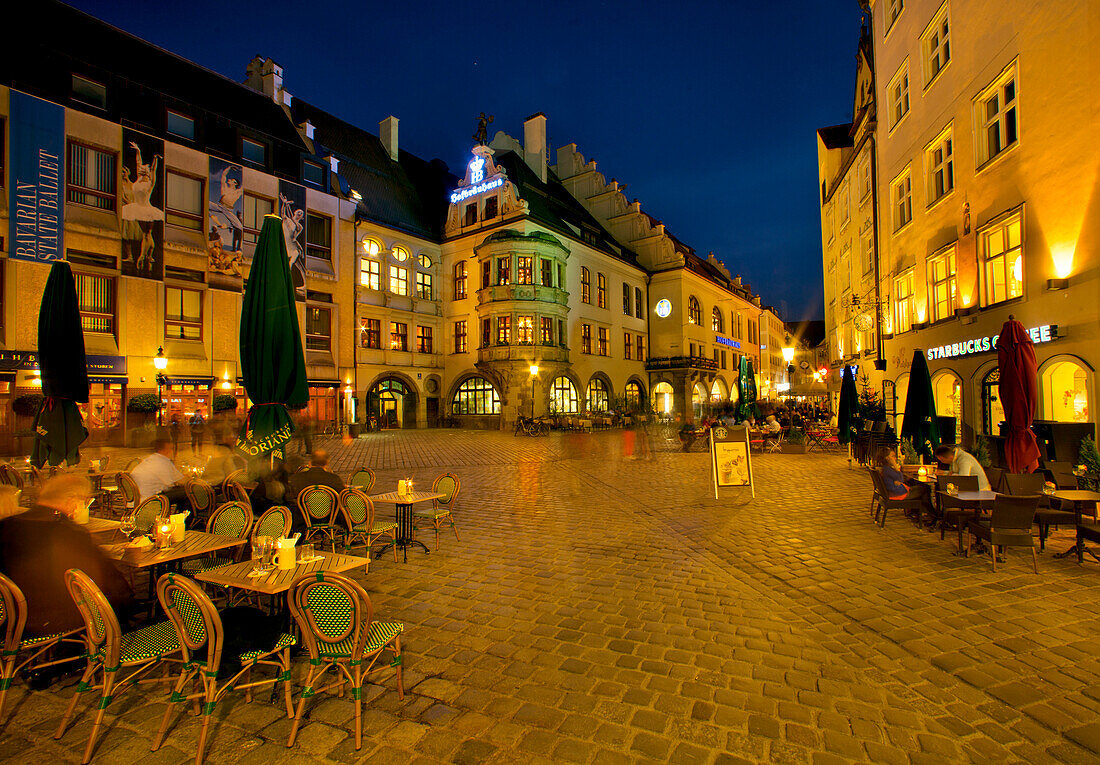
[3, 429, 1099, 764]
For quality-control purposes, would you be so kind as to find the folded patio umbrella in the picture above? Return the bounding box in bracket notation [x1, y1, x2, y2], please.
[995, 316, 1040, 474]
[738, 355, 757, 422]
[32, 260, 89, 467]
[900, 350, 940, 461]
[836, 364, 859, 446]
[237, 214, 308, 460]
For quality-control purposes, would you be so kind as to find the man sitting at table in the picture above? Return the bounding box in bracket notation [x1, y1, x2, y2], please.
[934, 445, 991, 490]
[0, 474, 134, 641]
[287, 449, 345, 508]
[131, 438, 187, 504]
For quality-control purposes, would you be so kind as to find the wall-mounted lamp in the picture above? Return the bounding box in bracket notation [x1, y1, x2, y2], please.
[1046, 278, 1070, 291]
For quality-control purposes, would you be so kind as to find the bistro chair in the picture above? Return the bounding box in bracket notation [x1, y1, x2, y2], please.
[934, 475, 979, 543]
[221, 469, 244, 497]
[55, 569, 181, 765]
[182, 501, 254, 577]
[133, 494, 169, 534]
[0, 466, 24, 492]
[766, 429, 785, 453]
[868, 470, 923, 529]
[966, 495, 1042, 573]
[224, 480, 251, 508]
[150, 573, 295, 765]
[1044, 461, 1082, 491]
[297, 485, 341, 552]
[185, 477, 218, 527]
[349, 467, 376, 493]
[985, 466, 1005, 493]
[413, 473, 461, 549]
[286, 572, 404, 752]
[338, 488, 397, 564]
[104, 472, 139, 518]
[251, 505, 293, 545]
[0, 573, 84, 728]
[1004, 473, 1073, 551]
[124, 457, 143, 472]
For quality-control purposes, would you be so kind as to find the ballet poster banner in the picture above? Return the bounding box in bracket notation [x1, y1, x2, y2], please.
[207, 157, 244, 292]
[10, 90, 65, 263]
[277, 180, 307, 301]
[119, 128, 165, 281]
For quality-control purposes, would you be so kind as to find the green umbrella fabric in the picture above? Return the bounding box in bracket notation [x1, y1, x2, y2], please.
[32, 260, 89, 467]
[738, 356, 758, 421]
[237, 214, 309, 459]
[837, 365, 859, 445]
[900, 350, 941, 460]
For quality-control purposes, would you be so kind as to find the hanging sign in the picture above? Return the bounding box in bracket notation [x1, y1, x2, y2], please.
[710, 424, 754, 499]
[10, 90, 64, 263]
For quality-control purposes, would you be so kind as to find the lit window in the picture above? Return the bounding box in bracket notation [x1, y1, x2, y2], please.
[360, 259, 380, 290]
[166, 171, 203, 230]
[927, 244, 957, 322]
[636, 335, 645, 361]
[922, 5, 951, 84]
[390, 322, 407, 351]
[597, 327, 609, 356]
[416, 325, 433, 354]
[166, 286, 202, 340]
[453, 262, 468, 299]
[893, 270, 915, 334]
[625, 381, 642, 409]
[927, 128, 954, 202]
[597, 273, 607, 308]
[166, 111, 195, 140]
[390, 266, 408, 296]
[360, 318, 380, 349]
[688, 296, 702, 325]
[452, 377, 500, 415]
[540, 317, 554, 345]
[581, 324, 591, 354]
[75, 273, 114, 334]
[392, 246, 409, 262]
[66, 142, 116, 211]
[587, 378, 609, 412]
[416, 272, 433, 300]
[453, 320, 467, 354]
[481, 261, 490, 290]
[516, 316, 533, 345]
[981, 212, 1023, 306]
[581, 268, 590, 303]
[635, 287, 643, 319]
[624, 332, 632, 360]
[496, 316, 511, 345]
[418, 254, 432, 268]
[550, 377, 578, 413]
[517, 256, 533, 285]
[362, 239, 381, 256]
[712, 307, 723, 333]
[892, 170, 912, 231]
[978, 67, 1018, 166]
[889, 62, 910, 129]
[497, 257, 510, 286]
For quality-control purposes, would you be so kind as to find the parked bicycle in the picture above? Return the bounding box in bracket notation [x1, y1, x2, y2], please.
[514, 416, 550, 437]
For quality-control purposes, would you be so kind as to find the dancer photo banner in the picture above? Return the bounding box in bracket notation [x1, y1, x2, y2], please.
[119, 128, 165, 281]
[207, 157, 244, 291]
[10, 90, 64, 263]
[277, 180, 307, 301]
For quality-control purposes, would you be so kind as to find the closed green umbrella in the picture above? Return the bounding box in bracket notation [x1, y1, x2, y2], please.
[738, 355, 758, 421]
[837, 364, 859, 446]
[32, 260, 89, 467]
[237, 214, 309, 459]
[900, 350, 940, 461]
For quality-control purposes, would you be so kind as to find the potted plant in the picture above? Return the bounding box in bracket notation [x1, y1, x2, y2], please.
[126, 393, 163, 447]
[781, 427, 809, 454]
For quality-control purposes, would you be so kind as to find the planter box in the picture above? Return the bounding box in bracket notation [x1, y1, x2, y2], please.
[781, 443, 810, 454]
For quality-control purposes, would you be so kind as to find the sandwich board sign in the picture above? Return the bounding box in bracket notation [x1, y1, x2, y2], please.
[710, 424, 754, 499]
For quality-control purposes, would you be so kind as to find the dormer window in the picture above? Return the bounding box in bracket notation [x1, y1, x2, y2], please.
[303, 159, 324, 188]
[71, 75, 106, 109]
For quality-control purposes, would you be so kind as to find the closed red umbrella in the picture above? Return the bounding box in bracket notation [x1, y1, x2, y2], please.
[995, 315, 1040, 474]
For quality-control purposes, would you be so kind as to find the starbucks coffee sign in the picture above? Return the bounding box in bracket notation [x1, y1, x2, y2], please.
[926, 324, 1058, 361]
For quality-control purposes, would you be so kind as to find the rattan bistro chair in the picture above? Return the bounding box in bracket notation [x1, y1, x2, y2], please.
[224, 480, 251, 508]
[349, 467, 376, 493]
[151, 573, 295, 765]
[297, 485, 341, 552]
[413, 473, 461, 549]
[966, 495, 1042, 573]
[338, 488, 397, 564]
[251, 505, 293, 545]
[184, 478, 218, 527]
[133, 494, 170, 534]
[55, 569, 181, 765]
[181, 501, 253, 577]
[286, 572, 404, 752]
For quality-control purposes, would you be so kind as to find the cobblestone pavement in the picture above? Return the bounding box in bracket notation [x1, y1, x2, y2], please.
[3, 429, 1100, 764]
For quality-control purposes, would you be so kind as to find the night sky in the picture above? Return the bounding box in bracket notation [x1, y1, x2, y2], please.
[69, 0, 864, 321]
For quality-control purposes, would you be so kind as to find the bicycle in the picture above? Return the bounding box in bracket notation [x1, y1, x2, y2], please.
[514, 416, 549, 436]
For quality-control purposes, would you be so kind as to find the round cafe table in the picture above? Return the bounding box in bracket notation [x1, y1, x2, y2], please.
[368, 490, 444, 562]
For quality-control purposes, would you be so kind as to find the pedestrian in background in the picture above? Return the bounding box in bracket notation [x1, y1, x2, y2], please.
[189, 407, 206, 456]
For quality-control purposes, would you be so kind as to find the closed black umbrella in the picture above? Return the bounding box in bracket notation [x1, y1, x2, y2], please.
[32, 261, 89, 467]
[900, 350, 940, 462]
[237, 215, 309, 459]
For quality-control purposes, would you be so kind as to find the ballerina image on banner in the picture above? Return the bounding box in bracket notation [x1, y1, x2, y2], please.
[278, 179, 307, 301]
[207, 157, 244, 291]
[119, 129, 164, 280]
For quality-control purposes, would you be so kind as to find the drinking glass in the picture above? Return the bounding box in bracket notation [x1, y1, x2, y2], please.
[251, 536, 269, 574]
[298, 543, 316, 564]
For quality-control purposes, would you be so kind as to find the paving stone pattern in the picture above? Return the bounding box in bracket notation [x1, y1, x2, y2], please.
[3, 429, 1100, 763]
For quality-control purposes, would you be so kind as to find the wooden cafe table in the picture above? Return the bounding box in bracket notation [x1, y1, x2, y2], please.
[101, 531, 246, 569]
[196, 551, 368, 601]
[937, 489, 998, 553]
[1049, 490, 1100, 563]
[369, 490, 444, 562]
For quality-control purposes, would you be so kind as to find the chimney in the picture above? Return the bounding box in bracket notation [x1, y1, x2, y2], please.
[300, 120, 315, 139]
[379, 116, 399, 162]
[244, 56, 283, 102]
[524, 113, 547, 183]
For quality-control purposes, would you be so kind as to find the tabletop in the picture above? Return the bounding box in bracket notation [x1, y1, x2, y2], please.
[195, 550, 368, 595]
[84, 517, 122, 535]
[938, 490, 998, 502]
[1052, 490, 1100, 502]
[369, 490, 444, 505]
[101, 531, 245, 568]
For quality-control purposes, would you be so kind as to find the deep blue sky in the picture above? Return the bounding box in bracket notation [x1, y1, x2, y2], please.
[71, 0, 863, 321]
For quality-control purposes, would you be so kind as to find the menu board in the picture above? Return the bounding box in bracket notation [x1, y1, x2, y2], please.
[710, 424, 754, 499]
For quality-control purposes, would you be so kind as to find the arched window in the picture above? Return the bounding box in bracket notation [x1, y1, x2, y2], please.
[653, 381, 674, 414]
[981, 368, 1004, 435]
[688, 296, 702, 325]
[710, 379, 727, 403]
[931, 371, 963, 444]
[587, 378, 610, 413]
[392, 245, 409, 262]
[453, 261, 468, 300]
[452, 377, 500, 415]
[712, 307, 723, 333]
[1042, 359, 1090, 423]
[624, 381, 643, 410]
[581, 268, 591, 303]
[362, 239, 381, 256]
[550, 376, 578, 413]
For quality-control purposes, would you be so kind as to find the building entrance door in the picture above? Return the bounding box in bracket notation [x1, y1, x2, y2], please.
[426, 397, 439, 427]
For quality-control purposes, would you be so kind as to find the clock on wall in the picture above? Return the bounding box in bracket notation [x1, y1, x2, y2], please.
[655, 299, 672, 318]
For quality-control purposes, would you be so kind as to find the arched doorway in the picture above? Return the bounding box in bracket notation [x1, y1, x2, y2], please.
[981, 368, 1005, 435]
[932, 370, 963, 444]
[653, 382, 674, 415]
[367, 378, 417, 429]
[710, 378, 727, 405]
[692, 383, 708, 419]
[550, 376, 578, 414]
[586, 378, 609, 413]
[624, 380, 644, 412]
[1042, 358, 1091, 422]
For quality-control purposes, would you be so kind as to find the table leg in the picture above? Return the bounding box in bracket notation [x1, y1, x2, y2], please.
[1052, 500, 1095, 561]
[375, 503, 430, 562]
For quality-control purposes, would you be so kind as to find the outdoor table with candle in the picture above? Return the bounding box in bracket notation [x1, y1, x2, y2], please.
[1049, 490, 1100, 563]
[369, 481, 444, 562]
[100, 530, 246, 569]
[937, 489, 998, 554]
[196, 550, 368, 602]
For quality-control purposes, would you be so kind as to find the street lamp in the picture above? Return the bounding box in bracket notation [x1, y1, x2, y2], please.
[529, 364, 539, 419]
[782, 347, 795, 411]
[153, 347, 168, 426]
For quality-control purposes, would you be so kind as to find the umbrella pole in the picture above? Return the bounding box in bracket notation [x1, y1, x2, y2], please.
[848, 441, 852, 469]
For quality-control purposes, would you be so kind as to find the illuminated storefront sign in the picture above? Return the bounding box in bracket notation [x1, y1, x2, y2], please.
[654, 298, 672, 318]
[926, 324, 1058, 361]
[449, 177, 503, 204]
[715, 335, 741, 349]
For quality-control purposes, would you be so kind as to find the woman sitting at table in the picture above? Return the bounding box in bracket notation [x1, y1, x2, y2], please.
[875, 446, 934, 522]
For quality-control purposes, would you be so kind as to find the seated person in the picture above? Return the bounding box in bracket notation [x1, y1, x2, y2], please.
[677, 419, 697, 452]
[934, 445, 991, 490]
[130, 438, 186, 504]
[764, 415, 782, 434]
[876, 446, 934, 521]
[0, 475, 134, 639]
[287, 449, 345, 508]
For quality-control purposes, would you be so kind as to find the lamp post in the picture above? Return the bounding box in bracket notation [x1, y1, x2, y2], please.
[782, 346, 795, 412]
[529, 364, 539, 419]
[154, 347, 168, 426]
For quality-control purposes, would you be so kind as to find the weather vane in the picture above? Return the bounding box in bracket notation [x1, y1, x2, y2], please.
[473, 112, 494, 145]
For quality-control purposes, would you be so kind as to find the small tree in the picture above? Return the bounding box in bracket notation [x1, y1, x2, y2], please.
[968, 434, 992, 468]
[213, 394, 238, 413]
[1079, 436, 1100, 490]
[12, 394, 44, 417]
[899, 437, 919, 464]
[856, 370, 886, 421]
[126, 394, 161, 414]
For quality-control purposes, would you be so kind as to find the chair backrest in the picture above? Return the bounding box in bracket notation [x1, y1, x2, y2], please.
[1045, 461, 1078, 489]
[251, 505, 292, 544]
[868, 468, 886, 499]
[125, 457, 143, 472]
[432, 473, 460, 510]
[116, 472, 139, 505]
[206, 501, 254, 539]
[185, 478, 216, 515]
[298, 485, 339, 526]
[133, 495, 168, 532]
[338, 488, 374, 529]
[156, 573, 221, 673]
[287, 571, 372, 661]
[349, 468, 376, 493]
[64, 568, 122, 669]
[1, 466, 24, 491]
[0, 572, 28, 657]
[1004, 472, 1044, 496]
[990, 495, 1040, 532]
[222, 469, 244, 495]
[225, 481, 251, 507]
[936, 474, 978, 492]
[985, 466, 1005, 493]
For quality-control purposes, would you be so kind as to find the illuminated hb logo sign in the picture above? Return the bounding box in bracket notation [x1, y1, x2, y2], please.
[470, 156, 485, 184]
